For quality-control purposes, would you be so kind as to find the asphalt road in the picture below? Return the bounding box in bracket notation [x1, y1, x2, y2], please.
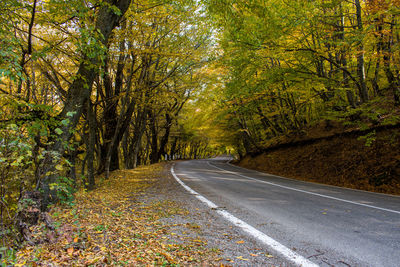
[173, 158, 400, 267]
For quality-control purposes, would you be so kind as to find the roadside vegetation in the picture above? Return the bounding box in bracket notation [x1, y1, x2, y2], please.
[200, 0, 400, 194]
[0, 0, 222, 256]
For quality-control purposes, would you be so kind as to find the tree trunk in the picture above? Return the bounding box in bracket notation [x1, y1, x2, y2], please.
[132, 111, 147, 168]
[170, 136, 178, 160]
[157, 113, 172, 161]
[354, 0, 369, 103]
[86, 101, 96, 190]
[383, 15, 400, 105]
[36, 0, 132, 210]
[338, 5, 356, 108]
[149, 110, 159, 164]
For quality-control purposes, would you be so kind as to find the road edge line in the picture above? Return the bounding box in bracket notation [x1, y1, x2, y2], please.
[226, 161, 400, 199]
[209, 162, 400, 215]
[171, 165, 319, 267]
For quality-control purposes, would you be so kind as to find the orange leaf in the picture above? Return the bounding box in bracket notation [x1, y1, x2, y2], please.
[67, 247, 74, 255]
[236, 240, 245, 244]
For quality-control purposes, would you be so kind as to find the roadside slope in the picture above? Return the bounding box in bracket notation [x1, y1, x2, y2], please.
[238, 126, 400, 195]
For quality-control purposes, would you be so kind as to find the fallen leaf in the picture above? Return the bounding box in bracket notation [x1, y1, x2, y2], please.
[236, 240, 245, 244]
[236, 256, 249, 261]
[67, 247, 74, 256]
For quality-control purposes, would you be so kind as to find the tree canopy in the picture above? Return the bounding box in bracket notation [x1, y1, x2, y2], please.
[1, 0, 400, 249]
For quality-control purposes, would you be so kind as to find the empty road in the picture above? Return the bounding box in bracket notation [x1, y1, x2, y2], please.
[172, 158, 400, 266]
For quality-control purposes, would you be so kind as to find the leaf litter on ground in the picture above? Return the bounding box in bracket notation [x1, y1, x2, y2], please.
[12, 163, 222, 266]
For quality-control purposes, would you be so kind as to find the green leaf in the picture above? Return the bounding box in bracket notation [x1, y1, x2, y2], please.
[55, 128, 63, 135]
[61, 119, 69, 126]
[66, 111, 76, 117]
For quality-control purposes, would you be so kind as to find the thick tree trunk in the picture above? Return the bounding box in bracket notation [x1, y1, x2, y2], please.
[36, 0, 132, 210]
[101, 36, 127, 172]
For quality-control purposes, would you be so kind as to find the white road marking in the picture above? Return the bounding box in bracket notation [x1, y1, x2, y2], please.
[171, 165, 319, 267]
[226, 161, 400, 198]
[208, 162, 400, 215]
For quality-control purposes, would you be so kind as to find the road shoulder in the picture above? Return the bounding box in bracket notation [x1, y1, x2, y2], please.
[12, 162, 287, 266]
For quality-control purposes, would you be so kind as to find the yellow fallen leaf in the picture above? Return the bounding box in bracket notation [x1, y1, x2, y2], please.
[236, 240, 245, 244]
[265, 253, 274, 258]
[236, 256, 249, 261]
[159, 251, 176, 264]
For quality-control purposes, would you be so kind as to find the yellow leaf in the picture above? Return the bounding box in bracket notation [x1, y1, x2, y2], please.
[55, 164, 64, 171]
[236, 256, 249, 261]
[236, 240, 245, 244]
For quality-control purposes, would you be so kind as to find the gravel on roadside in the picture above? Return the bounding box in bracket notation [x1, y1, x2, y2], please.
[139, 162, 291, 266]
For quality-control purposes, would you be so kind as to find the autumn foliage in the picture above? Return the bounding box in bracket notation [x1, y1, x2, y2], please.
[10, 164, 220, 265]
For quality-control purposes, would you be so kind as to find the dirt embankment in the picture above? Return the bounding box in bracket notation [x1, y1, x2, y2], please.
[238, 124, 400, 195]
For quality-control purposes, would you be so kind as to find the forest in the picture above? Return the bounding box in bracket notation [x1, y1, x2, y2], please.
[1, 0, 400, 264]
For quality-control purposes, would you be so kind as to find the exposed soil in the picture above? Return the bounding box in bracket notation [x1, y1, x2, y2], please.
[238, 124, 400, 195]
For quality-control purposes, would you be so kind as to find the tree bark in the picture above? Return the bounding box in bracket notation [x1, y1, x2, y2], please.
[37, 0, 132, 210]
[383, 15, 400, 105]
[157, 113, 172, 161]
[337, 5, 356, 108]
[149, 110, 159, 164]
[86, 100, 96, 190]
[354, 0, 369, 103]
